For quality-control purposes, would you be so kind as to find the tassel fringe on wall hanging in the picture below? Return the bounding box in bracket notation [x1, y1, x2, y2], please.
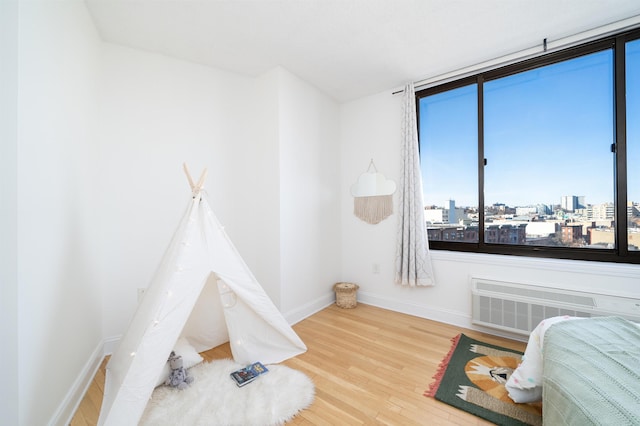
[350, 160, 396, 225]
[353, 195, 394, 224]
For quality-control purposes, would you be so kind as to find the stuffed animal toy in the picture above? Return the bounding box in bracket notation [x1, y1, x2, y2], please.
[165, 351, 194, 389]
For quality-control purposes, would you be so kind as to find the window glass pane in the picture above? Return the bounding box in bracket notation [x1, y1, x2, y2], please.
[419, 84, 478, 243]
[483, 51, 614, 248]
[627, 39, 640, 251]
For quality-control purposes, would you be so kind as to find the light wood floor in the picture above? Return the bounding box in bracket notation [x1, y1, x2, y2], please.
[71, 303, 527, 425]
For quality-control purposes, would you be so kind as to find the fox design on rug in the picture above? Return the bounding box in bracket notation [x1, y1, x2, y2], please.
[458, 343, 541, 426]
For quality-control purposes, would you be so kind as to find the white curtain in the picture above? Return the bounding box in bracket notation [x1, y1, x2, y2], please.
[395, 83, 435, 287]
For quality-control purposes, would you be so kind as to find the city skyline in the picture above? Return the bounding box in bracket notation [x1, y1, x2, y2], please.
[425, 195, 633, 211]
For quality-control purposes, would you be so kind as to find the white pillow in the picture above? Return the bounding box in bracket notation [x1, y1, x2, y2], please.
[155, 337, 204, 387]
[506, 315, 580, 403]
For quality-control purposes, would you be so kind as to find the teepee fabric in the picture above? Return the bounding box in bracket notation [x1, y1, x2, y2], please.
[98, 172, 307, 426]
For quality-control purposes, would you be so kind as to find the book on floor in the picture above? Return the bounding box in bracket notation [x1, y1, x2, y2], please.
[230, 362, 269, 387]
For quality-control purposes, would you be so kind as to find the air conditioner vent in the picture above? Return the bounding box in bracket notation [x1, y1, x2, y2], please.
[471, 278, 640, 335]
[475, 281, 597, 309]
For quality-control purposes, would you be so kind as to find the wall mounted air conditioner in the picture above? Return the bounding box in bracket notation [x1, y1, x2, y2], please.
[471, 277, 640, 335]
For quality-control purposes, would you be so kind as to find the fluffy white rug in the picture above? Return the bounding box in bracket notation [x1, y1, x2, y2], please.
[140, 358, 314, 426]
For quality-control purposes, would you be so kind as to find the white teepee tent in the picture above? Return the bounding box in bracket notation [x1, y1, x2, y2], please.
[97, 166, 307, 426]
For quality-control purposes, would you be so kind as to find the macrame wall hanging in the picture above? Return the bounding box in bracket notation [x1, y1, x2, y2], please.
[350, 159, 397, 224]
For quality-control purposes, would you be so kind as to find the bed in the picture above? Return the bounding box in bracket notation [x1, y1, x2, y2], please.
[505, 316, 640, 425]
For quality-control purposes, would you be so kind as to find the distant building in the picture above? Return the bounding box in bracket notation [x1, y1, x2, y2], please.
[427, 225, 478, 242]
[535, 204, 552, 215]
[588, 203, 615, 220]
[588, 226, 640, 250]
[632, 229, 640, 250]
[515, 206, 537, 216]
[588, 227, 615, 247]
[424, 200, 465, 224]
[485, 224, 527, 244]
[525, 222, 557, 238]
[561, 195, 584, 212]
[560, 224, 583, 244]
[424, 208, 445, 223]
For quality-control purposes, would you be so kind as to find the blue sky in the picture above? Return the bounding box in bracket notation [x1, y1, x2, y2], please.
[419, 39, 639, 209]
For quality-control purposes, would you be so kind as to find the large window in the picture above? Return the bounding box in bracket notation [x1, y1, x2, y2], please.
[419, 84, 478, 242]
[417, 30, 640, 264]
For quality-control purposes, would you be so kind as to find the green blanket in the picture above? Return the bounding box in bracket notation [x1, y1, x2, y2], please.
[542, 316, 640, 425]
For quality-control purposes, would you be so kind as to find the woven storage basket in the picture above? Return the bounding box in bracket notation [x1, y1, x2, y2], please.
[333, 282, 359, 308]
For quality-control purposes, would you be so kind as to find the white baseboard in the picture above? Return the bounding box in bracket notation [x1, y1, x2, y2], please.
[358, 290, 470, 326]
[284, 292, 335, 325]
[357, 290, 527, 342]
[282, 289, 483, 339]
[49, 341, 106, 426]
[103, 335, 121, 356]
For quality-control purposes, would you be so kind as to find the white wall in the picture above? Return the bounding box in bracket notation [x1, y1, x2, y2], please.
[96, 44, 268, 339]
[248, 68, 283, 304]
[0, 1, 19, 424]
[95, 50, 343, 338]
[17, 1, 103, 425]
[276, 68, 342, 318]
[10, 31, 337, 425]
[12, 15, 342, 422]
[339, 91, 402, 291]
[339, 90, 640, 338]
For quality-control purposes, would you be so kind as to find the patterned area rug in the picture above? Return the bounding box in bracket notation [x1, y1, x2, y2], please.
[425, 334, 542, 426]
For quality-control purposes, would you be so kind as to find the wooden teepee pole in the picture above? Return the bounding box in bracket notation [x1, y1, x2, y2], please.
[183, 163, 208, 194]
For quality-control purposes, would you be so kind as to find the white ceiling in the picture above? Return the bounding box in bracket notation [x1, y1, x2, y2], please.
[85, 0, 640, 103]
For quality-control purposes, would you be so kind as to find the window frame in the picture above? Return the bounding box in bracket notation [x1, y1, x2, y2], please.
[416, 29, 640, 264]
